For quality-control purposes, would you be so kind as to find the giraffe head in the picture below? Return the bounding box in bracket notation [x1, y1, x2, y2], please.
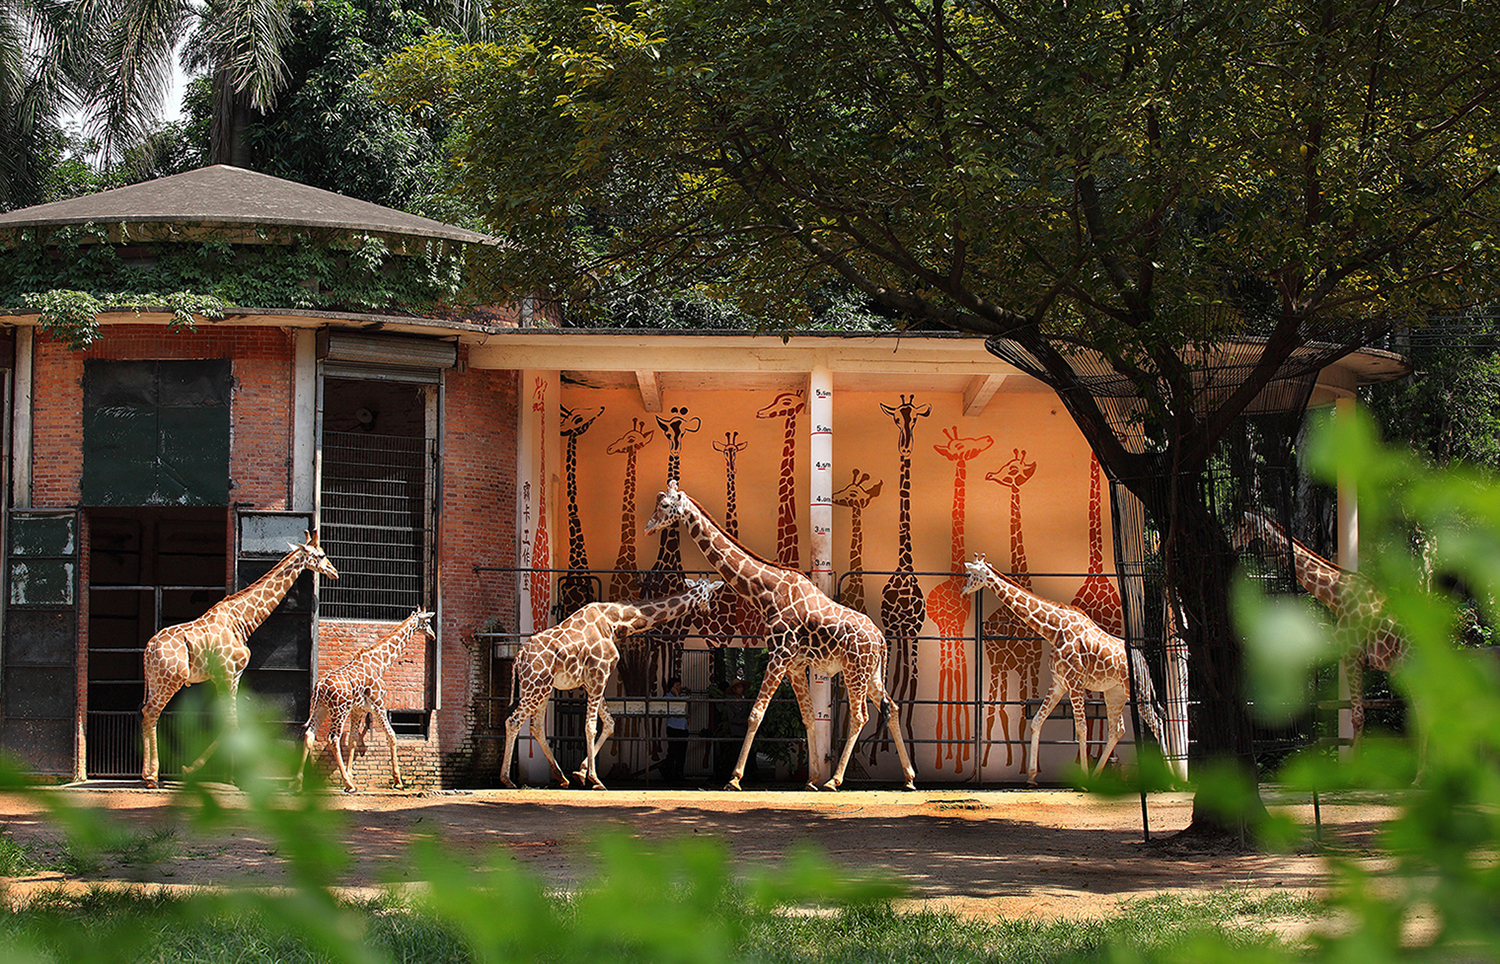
[411, 610, 437, 638]
[606, 418, 655, 455]
[655, 406, 702, 451]
[683, 577, 726, 610]
[1233, 508, 1283, 552]
[832, 469, 883, 508]
[560, 405, 605, 437]
[880, 394, 932, 450]
[756, 390, 805, 420]
[985, 449, 1037, 489]
[935, 427, 995, 463]
[960, 554, 996, 596]
[288, 530, 340, 580]
[643, 479, 692, 534]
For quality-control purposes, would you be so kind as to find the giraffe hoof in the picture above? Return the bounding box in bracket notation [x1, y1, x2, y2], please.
[499, 777, 517, 789]
[143, 779, 158, 790]
[819, 779, 841, 792]
[724, 779, 742, 791]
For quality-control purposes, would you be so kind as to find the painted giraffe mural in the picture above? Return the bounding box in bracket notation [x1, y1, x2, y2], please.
[530, 378, 553, 632]
[639, 405, 702, 691]
[831, 469, 883, 616]
[926, 427, 994, 772]
[876, 395, 931, 762]
[697, 432, 765, 650]
[606, 418, 654, 603]
[979, 449, 1044, 770]
[556, 404, 606, 617]
[1070, 452, 1124, 758]
[756, 390, 806, 570]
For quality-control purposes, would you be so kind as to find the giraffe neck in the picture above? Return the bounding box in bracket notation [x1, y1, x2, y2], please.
[897, 447, 914, 572]
[1087, 454, 1104, 573]
[358, 615, 427, 676]
[620, 588, 709, 632]
[565, 435, 587, 568]
[681, 500, 793, 608]
[845, 504, 866, 608]
[949, 459, 969, 570]
[655, 448, 683, 568]
[616, 449, 638, 570]
[980, 564, 1070, 635]
[723, 453, 739, 538]
[225, 550, 307, 636]
[1289, 542, 1344, 610]
[776, 417, 797, 565]
[1009, 486, 1031, 589]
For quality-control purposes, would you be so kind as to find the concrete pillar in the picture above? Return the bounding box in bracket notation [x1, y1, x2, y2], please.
[1336, 395, 1359, 751]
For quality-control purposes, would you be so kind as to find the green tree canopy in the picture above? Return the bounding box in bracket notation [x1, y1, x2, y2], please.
[379, 0, 1500, 838]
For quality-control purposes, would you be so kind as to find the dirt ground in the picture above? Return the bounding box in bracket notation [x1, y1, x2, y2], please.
[0, 784, 1397, 921]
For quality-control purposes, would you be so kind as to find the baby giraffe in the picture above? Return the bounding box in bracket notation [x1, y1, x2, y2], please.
[500, 577, 723, 790]
[296, 610, 434, 792]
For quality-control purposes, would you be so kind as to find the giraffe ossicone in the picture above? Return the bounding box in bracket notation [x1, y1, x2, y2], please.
[140, 530, 339, 788]
[295, 610, 435, 792]
[962, 554, 1171, 785]
[645, 479, 917, 792]
[499, 577, 723, 790]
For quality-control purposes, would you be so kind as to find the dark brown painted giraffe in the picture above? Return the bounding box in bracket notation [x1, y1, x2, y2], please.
[499, 579, 722, 790]
[979, 449, 1044, 770]
[638, 405, 701, 693]
[926, 427, 994, 773]
[697, 432, 765, 648]
[530, 377, 552, 632]
[645, 481, 916, 791]
[756, 390, 806, 569]
[1069, 452, 1124, 758]
[606, 418, 654, 603]
[876, 394, 931, 762]
[831, 469, 883, 616]
[556, 404, 606, 617]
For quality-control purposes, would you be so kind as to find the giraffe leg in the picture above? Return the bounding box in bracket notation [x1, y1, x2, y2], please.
[586, 700, 616, 790]
[294, 701, 328, 791]
[981, 658, 1002, 769]
[786, 668, 820, 791]
[1027, 681, 1068, 786]
[1066, 689, 1090, 774]
[575, 689, 611, 789]
[826, 678, 870, 791]
[1092, 689, 1129, 777]
[368, 703, 404, 790]
[140, 677, 183, 789]
[499, 688, 546, 788]
[327, 709, 358, 792]
[1345, 656, 1367, 744]
[874, 682, 918, 790]
[727, 659, 789, 790]
[530, 704, 569, 787]
[182, 677, 240, 777]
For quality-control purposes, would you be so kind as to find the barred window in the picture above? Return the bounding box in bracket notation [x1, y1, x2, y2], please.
[319, 378, 436, 621]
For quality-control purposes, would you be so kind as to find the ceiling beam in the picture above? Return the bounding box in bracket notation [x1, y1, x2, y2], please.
[635, 370, 663, 412]
[962, 373, 1007, 416]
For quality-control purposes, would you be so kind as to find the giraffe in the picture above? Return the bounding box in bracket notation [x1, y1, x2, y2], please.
[140, 531, 339, 788]
[295, 610, 434, 792]
[605, 418, 654, 602]
[531, 378, 553, 632]
[978, 450, 1045, 770]
[1070, 452, 1124, 759]
[645, 480, 916, 791]
[876, 394, 931, 762]
[926, 427, 994, 773]
[1234, 508, 1407, 740]
[831, 469, 883, 616]
[697, 432, 765, 654]
[756, 390, 806, 569]
[556, 404, 606, 617]
[499, 578, 723, 790]
[962, 556, 1169, 785]
[639, 405, 701, 692]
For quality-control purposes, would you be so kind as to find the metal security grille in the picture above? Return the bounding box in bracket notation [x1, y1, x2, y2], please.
[320, 431, 435, 620]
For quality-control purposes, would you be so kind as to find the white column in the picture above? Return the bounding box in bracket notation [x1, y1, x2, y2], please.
[516, 371, 547, 783]
[809, 366, 835, 783]
[1336, 395, 1359, 752]
[291, 329, 317, 512]
[11, 327, 32, 509]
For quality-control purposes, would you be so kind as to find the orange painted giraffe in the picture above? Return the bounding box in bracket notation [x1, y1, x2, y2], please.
[1070, 452, 1123, 758]
[530, 378, 552, 631]
[926, 427, 994, 773]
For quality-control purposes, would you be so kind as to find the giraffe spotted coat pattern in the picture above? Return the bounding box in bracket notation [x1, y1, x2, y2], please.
[963, 556, 1168, 786]
[140, 531, 339, 788]
[296, 610, 434, 792]
[646, 480, 917, 792]
[499, 578, 722, 790]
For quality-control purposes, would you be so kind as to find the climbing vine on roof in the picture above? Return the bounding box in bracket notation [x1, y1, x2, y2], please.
[0, 224, 470, 349]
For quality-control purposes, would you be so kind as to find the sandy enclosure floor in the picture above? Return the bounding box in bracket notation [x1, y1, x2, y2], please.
[0, 785, 1397, 920]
